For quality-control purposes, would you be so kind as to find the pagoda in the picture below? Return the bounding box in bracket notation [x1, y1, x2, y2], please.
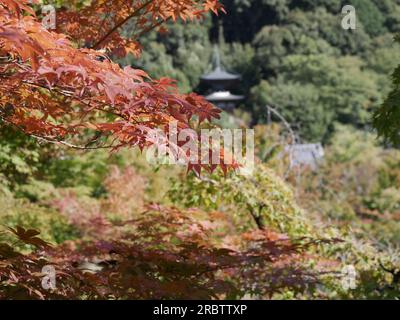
[200, 46, 244, 111]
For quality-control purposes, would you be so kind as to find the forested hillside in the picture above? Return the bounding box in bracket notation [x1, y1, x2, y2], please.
[124, 0, 400, 142]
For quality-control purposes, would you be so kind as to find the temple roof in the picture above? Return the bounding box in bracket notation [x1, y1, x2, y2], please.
[201, 67, 241, 81]
[204, 90, 244, 102]
[284, 144, 325, 171]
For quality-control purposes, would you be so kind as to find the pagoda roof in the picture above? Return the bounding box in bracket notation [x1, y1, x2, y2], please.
[204, 91, 244, 102]
[201, 67, 241, 82]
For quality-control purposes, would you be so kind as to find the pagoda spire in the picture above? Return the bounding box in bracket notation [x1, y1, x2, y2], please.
[200, 37, 244, 110]
[212, 45, 222, 71]
[218, 19, 225, 47]
[211, 19, 225, 71]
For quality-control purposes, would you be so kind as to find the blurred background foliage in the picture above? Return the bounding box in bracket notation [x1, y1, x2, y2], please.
[116, 0, 400, 143]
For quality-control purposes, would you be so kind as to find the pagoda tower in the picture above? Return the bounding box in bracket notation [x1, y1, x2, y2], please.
[200, 46, 244, 111]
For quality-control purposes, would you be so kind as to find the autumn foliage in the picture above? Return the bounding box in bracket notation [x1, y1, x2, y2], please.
[0, 205, 334, 300]
[0, 0, 230, 174]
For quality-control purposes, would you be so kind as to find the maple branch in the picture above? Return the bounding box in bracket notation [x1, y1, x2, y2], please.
[20, 80, 130, 122]
[91, 0, 154, 50]
[29, 134, 120, 150]
[0, 113, 120, 150]
[379, 260, 400, 283]
[137, 17, 170, 38]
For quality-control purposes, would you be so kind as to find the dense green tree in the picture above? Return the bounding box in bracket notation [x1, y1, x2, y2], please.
[292, 0, 341, 11]
[123, 40, 192, 93]
[250, 80, 333, 141]
[367, 34, 400, 75]
[0, 126, 40, 190]
[253, 23, 338, 77]
[285, 8, 372, 55]
[251, 54, 382, 141]
[157, 19, 213, 88]
[372, 0, 400, 32]
[351, 0, 387, 36]
[216, 0, 291, 43]
[219, 42, 260, 95]
[120, 19, 213, 92]
[373, 35, 400, 145]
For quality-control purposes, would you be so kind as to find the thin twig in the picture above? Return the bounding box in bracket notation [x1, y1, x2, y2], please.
[91, 0, 154, 49]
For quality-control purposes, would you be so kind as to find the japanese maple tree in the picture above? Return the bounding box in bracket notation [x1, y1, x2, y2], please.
[0, 0, 229, 174]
